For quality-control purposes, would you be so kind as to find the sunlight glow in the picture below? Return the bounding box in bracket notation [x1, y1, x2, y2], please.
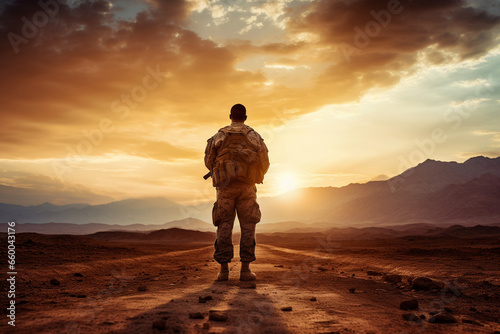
[277, 172, 297, 194]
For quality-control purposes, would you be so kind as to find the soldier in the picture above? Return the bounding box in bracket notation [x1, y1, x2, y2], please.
[204, 104, 270, 281]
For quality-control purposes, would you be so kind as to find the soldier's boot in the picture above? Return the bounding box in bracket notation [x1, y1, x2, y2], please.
[216, 263, 229, 281]
[240, 262, 256, 281]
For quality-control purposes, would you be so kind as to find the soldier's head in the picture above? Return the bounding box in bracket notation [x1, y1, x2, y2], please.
[230, 104, 247, 122]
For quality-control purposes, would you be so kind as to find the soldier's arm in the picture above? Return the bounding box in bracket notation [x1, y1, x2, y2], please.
[205, 132, 225, 170]
[248, 130, 270, 175]
[204, 136, 216, 170]
[259, 140, 270, 176]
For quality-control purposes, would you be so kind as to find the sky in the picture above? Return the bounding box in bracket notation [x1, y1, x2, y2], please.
[1, 0, 500, 206]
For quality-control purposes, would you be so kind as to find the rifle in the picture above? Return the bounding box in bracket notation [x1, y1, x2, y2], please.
[203, 171, 212, 180]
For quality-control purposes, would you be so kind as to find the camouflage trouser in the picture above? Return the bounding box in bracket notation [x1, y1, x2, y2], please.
[212, 182, 261, 263]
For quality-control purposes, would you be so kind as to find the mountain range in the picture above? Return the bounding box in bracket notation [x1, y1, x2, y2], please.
[1, 156, 499, 232]
[258, 156, 500, 226]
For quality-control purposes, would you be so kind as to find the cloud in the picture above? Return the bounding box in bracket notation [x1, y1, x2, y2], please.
[474, 130, 500, 143]
[450, 97, 489, 108]
[370, 174, 390, 181]
[285, 0, 500, 95]
[289, 0, 500, 57]
[454, 78, 490, 87]
[458, 150, 500, 159]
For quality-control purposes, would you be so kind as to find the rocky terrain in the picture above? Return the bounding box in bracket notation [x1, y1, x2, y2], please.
[1, 226, 499, 333]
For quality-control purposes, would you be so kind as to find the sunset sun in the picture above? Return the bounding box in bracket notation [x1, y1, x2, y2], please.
[277, 172, 298, 194]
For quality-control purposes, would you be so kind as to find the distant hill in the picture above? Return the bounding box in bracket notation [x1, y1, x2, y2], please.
[423, 224, 500, 238]
[3, 224, 498, 243]
[257, 224, 500, 242]
[0, 218, 214, 235]
[256, 221, 329, 233]
[0, 197, 190, 225]
[88, 227, 215, 243]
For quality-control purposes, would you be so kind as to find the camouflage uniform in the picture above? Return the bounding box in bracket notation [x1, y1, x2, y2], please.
[205, 121, 269, 264]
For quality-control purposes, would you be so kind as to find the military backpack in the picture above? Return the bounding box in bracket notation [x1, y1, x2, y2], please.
[212, 127, 263, 187]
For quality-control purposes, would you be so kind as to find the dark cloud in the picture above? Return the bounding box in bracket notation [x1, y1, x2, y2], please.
[289, 0, 500, 59]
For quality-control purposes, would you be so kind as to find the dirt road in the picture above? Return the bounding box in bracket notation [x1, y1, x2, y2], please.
[5, 241, 500, 334]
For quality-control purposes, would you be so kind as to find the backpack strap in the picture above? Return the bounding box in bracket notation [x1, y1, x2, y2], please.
[219, 125, 254, 135]
[218, 125, 231, 134]
[240, 126, 254, 135]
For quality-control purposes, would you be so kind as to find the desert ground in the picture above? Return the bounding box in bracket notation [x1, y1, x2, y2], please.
[1, 229, 499, 334]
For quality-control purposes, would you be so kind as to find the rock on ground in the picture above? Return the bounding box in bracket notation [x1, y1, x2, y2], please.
[429, 313, 457, 323]
[209, 310, 228, 322]
[152, 319, 166, 330]
[189, 312, 204, 319]
[412, 277, 444, 291]
[384, 274, 402, 284]
[399, 299, 419, 310]
[402, 313, 421, 322]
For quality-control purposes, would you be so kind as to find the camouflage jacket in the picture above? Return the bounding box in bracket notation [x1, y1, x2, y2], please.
[204, 121, 270, 182]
